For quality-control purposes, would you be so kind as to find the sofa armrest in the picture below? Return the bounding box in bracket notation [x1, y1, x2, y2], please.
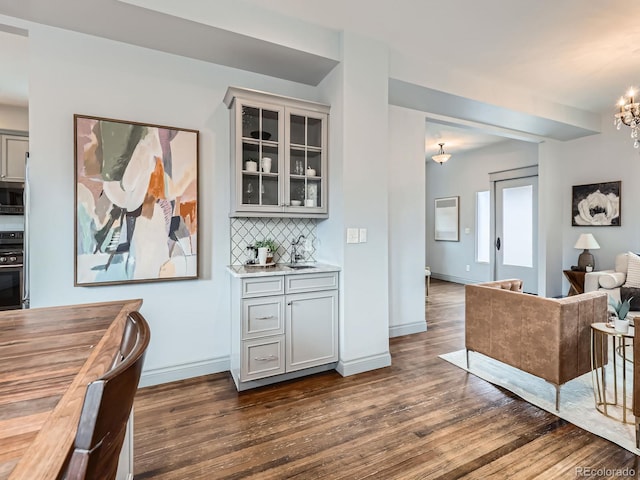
[585, 269, 615, 292]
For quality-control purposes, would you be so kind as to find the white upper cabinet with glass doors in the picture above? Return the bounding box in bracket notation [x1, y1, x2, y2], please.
[224, 87, 329, 218]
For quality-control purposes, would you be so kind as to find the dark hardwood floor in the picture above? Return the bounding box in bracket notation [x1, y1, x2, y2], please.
[134, 279, 638, 479]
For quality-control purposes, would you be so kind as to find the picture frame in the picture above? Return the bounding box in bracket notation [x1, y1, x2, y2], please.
[435, 196, 459, 241]
[74, 114, 199, 286]
[571, 181, 621, 227]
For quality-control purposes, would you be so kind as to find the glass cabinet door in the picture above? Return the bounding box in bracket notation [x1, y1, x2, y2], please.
[239, 103, 282, 208]
[287, 111, 325, 211]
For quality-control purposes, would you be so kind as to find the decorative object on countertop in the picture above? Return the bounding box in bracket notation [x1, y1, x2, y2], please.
[290, 235, 307, 263]
[574, 233, 600, 271]
[609, 296, 632, 333]
[571, 181, 621, 226]
[255, 239, 278, 264]
[245, 245, 257, 265]
[74, 114, 199, 286]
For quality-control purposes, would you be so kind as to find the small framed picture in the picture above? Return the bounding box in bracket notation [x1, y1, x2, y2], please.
[435, 196, 459, 241]
[572, 181, 621, 226]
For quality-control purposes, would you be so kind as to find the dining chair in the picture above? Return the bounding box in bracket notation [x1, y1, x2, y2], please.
[60, 311, 150, 480]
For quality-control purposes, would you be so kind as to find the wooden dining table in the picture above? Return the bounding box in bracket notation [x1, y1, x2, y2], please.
[0, 299, 142, 480]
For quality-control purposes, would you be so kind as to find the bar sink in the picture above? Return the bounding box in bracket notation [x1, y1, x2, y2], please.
[284, 263, 317, 270]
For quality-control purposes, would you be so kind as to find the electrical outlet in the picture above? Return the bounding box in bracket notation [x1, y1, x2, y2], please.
[359, 228, 367, 243]
[466, 265, 470, 272]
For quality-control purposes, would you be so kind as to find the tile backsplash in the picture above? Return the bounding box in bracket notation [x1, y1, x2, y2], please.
[230, 217, 317, 265]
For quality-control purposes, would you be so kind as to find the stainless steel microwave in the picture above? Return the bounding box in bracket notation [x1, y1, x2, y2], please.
[0, 182, 24, 215]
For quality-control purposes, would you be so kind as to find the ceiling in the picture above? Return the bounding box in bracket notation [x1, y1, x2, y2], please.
[1, 0, 638, 153]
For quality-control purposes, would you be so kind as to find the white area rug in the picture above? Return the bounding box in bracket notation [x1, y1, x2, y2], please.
[439, 349, 638, 454]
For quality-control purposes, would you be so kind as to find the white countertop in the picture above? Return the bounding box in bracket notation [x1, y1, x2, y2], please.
[227, 262, 341, 278]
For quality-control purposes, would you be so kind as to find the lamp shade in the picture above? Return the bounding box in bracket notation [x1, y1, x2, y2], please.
[574, 233, 600, 250]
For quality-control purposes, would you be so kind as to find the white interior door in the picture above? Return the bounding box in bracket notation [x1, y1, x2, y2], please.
[495, 176, 538, 294]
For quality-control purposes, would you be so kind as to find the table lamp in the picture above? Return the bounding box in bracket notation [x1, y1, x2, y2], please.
[574, 233, 600, 271]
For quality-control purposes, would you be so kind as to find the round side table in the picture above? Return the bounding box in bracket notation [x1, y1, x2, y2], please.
[590, 322, 635, 423]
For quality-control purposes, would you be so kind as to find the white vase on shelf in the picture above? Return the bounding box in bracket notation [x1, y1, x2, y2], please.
[261, 157, 272, 173]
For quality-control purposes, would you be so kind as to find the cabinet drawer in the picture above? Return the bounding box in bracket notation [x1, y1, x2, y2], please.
[241, 336, 285, 381]
[286, 272, 338, 294]
[242, 276, 285, 298]
[242, 297, 284, 339]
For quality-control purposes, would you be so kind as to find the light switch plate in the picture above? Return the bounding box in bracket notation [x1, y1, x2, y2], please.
[347, 228, 359, 244]
[359, 228, 367, 243]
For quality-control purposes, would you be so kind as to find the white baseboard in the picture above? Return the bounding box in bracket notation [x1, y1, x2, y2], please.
[431, 273, 476, 285]
[336, 352, 392, 377]
[139, 356, 230, 388]
[389, 321, 427, 338]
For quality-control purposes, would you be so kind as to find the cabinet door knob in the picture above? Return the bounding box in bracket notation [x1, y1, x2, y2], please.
[287, 302, 292, 306]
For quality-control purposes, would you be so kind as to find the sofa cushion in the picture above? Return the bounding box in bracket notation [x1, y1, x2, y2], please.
[598, 272, 626, 289]
[620, 286, 640, 310]
[624, 251, 640, 288]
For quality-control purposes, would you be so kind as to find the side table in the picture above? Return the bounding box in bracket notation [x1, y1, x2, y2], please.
[590, 322, 634, 423]
[563, 269, 586, 296]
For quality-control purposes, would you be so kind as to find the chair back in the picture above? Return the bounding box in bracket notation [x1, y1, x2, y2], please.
[60, 311, 150, 480]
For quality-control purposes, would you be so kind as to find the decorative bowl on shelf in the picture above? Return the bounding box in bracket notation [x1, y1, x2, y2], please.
[290, 200, 302, 206]
[250, 130, 271, 140]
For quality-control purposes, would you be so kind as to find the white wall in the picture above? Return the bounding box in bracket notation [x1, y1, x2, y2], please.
[27, 24, 321, 384]
[318, 32, 392, 375]
[388, 106, 426, 336]
[555, 115, 640, 294]
[22, 20, 396, 385]
[425, 139, 539, 284]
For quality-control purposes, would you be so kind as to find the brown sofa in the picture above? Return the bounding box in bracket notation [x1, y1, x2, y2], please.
[465, 279, 608, 410]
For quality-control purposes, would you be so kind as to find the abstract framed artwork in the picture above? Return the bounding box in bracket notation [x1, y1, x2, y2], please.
[571, 181, 621, 226]
[74, 114, 199, 286]
[434, 196, 459, 241]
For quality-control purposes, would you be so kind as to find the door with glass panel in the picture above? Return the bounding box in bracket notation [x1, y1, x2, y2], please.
[286, 107, 327, 213]
[237, 101, 284, 212]
[495, 176, 538, 294]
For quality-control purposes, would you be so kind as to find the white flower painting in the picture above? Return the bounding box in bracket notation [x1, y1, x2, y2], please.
[572, 181, 621, 226]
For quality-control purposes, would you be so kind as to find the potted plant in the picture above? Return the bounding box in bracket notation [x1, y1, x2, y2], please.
[609, 296, 633, 333]
[255, 239, 278, 264]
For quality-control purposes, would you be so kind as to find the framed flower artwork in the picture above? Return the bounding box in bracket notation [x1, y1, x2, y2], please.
[571, 181, 621, 226]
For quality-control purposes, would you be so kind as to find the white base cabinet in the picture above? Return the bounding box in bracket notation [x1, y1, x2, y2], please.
[230, 271, 339, 391]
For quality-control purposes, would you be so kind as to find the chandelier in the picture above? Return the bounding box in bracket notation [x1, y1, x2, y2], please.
[432, 143, 451, 164]
[614, 88, 640, 148]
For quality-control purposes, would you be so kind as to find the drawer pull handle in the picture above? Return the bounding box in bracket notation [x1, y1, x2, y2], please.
[255, 315, 275, 320]
[254, 355, 278, 362]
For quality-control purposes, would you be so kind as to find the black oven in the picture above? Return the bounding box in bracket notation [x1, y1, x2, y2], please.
[0, 231, 24, 310]
[0, 181, 24, 215]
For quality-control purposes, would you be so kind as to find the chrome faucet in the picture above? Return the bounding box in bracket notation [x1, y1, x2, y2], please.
[291, 235, 306, 263]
